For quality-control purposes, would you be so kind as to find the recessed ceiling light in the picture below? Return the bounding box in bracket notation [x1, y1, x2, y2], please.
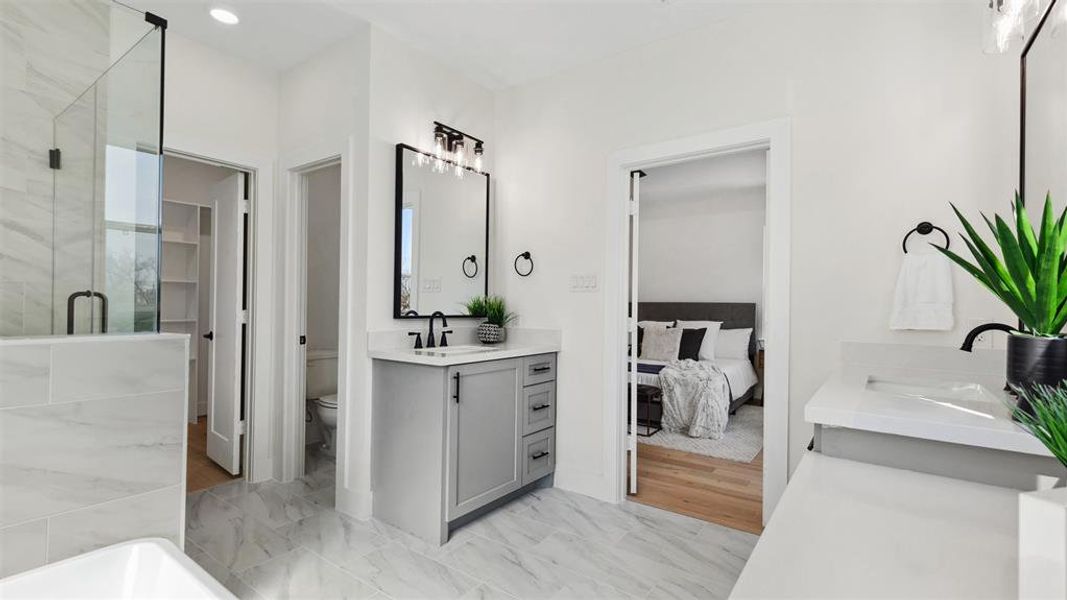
[209, 8, 239, 25]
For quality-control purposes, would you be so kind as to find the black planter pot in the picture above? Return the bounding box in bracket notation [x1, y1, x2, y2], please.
[1007, 334, 1067, 413]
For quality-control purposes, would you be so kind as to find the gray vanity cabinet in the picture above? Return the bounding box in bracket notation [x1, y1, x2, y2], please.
[446, 359, 523, 520]
[372, 352, 558, 545]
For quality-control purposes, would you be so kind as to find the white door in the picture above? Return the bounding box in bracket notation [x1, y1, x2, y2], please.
[628, 170, 641, 494]
[206, 172, 245, 474]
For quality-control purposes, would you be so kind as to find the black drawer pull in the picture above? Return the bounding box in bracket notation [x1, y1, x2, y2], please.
[531, 403, 551, 411]
[531, 365, 551, 373]
[530, 450, 550, 460]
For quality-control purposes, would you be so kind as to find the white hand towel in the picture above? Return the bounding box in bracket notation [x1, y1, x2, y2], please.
[890, 252, 954, 330]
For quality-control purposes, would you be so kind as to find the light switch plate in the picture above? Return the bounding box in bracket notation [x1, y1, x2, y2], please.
[569, 273, 598, 292]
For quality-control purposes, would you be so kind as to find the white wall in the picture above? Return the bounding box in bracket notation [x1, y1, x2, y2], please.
[164, 34, 278, 166]
[494, 2, 1018, 500]
[638, 152, 766, 331]
[164, 32, 280, 482]
[305, 164, 341, 352]
[277, 28, 371, 511]
[274, 25, 494, 517]
[366, 27, 496, 328]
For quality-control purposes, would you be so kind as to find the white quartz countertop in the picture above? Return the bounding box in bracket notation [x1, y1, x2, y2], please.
[805, 368, 1051, 457]
[369, 342, 560, 366]
[730, 453, 1020, 599]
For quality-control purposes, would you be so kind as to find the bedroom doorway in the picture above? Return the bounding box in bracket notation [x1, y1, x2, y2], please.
[627, 151, 768, 534]
[606, 119, 791, 530]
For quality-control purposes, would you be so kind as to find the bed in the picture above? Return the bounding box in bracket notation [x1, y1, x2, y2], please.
[633, 301, 759, 415]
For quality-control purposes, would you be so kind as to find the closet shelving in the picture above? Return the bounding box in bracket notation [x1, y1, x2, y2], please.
[161, 198, 211, 423]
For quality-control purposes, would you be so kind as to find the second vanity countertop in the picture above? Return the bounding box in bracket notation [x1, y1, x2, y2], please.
[805, 343, 1051, 457]
[806, 369, 1051, 457]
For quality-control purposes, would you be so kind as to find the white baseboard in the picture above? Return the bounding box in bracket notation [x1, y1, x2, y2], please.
[336, 486, 372, 521]
[553, 464, 616, 504]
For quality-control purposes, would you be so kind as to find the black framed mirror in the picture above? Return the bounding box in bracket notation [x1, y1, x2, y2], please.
[1021, 0, 1065, 205]
[394, 143, 490, 319]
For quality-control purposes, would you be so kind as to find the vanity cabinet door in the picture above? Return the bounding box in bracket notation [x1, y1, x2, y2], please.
[446, 359, 523, 520]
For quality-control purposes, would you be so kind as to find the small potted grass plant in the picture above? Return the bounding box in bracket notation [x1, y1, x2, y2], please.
[938, 194, 1067, 410]
[1011, 383, 1067, 471]
[464, 295, 515, 344]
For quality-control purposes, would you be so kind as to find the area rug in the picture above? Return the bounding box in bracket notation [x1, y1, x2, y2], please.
[638, 405, 763, 463]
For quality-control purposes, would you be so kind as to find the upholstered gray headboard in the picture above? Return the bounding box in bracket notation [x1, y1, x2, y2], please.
[637, 302, 757, 359]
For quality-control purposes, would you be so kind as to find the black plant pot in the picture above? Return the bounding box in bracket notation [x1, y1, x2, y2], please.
[1007, 334, 1067, 414]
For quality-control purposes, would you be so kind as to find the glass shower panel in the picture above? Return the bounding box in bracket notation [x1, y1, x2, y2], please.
[50, 27, 162, 336]
[96, 30, 162, 333]
[52, 90, 98, 335]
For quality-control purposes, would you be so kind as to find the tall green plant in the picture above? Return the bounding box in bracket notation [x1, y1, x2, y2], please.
[463, 295, 487, 318]
[484, 295, 516, 327]
[938, 193, 1067, 337]
[1011, 383, 1067, 469]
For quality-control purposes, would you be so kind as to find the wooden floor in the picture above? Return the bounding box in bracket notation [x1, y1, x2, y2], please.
[629, 444, 763, 535]
[187, 417, 240, 492]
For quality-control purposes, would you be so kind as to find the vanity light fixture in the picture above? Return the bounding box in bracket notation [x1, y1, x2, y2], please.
[473, 142, 484, 172]
[419, 122, 485, 178]
[209, 7, 240, 25]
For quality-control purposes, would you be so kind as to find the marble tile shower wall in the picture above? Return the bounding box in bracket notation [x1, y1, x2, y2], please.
[0, 334, 188, 577]
[0, 1, 113, 336]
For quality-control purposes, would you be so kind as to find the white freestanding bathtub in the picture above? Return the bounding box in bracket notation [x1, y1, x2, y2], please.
[0, 538, 234, 599]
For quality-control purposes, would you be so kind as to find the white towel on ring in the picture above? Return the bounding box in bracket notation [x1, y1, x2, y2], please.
[890, 252, 954, 331]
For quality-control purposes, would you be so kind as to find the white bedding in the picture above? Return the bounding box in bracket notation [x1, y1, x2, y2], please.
[633, 357, 758, 400]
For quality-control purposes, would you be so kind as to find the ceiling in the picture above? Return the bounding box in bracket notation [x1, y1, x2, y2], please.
[124, 1, 741, 88]
[123, 0, 368, 73]
[641, 149, 767, 204]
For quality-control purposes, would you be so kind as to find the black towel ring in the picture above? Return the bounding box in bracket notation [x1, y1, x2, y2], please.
[902, 221, 950, 254]
[514, 251, 534, 277]
[462, 255, 478, 278]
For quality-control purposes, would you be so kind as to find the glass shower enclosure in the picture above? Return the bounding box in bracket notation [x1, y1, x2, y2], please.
[1, 0, 165, 337]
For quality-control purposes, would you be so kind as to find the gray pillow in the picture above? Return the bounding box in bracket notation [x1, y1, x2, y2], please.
[639, 327, 682, 361]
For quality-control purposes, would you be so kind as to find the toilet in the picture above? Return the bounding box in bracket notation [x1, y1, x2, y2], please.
[306, 350, 339, 456]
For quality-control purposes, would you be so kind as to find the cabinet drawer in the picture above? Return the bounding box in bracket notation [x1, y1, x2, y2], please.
[522, 428, 555, 485]
[523, 354, 556, 386]
[523, 382, 555, 436]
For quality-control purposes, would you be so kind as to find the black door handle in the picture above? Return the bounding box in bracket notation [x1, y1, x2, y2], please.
[453, 373, 460, 403]
[203, 331, 214, 341]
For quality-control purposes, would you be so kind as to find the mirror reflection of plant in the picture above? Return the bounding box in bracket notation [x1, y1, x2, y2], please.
[463, 295, 487, 318]
[937, 194, 1067, 337]
[464, 295, 515, 327]
[1010, 383, 1067, 469]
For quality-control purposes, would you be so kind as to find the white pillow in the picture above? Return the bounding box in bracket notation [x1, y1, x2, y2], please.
[639, 327, 682, 361]
[675, 320, 723, 361]
[716, 328, 752, 360]
[637, 320, 673, 330]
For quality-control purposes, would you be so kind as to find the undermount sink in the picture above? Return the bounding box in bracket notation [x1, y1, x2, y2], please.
[413, 344, 499, 356]
[865, 376, 1005, 417]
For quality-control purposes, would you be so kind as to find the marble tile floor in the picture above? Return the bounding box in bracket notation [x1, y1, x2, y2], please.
[185, 455, 758, 600]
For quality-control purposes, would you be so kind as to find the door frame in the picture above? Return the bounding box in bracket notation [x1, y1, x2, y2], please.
[162, 148, 260, 481]
[283, 157, 342, 481]
[603, 119, 792, 522]
[278, 134, 361, 517]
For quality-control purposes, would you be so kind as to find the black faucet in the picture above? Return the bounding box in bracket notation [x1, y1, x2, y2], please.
[427, 311, 448, 348]
[960, 322, 1016, 352]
